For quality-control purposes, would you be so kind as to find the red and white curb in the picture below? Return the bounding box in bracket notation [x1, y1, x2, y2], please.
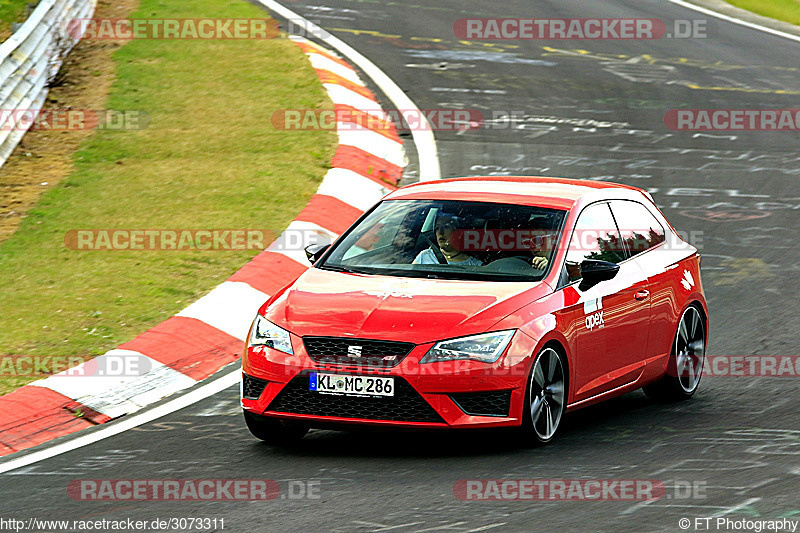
[0, 36, 402, 456]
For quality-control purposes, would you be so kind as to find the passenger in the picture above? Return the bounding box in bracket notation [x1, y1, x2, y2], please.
[413, 212, 483, 266]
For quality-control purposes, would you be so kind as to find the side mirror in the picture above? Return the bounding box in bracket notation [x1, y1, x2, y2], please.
[578, 259, 620, 291]
[304, 243, 330, 264]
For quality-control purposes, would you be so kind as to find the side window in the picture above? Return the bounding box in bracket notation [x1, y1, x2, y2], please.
[565, 203, 626, 282]
[609, 201, 666, 259]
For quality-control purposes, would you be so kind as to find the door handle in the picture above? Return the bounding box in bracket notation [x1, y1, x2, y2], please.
[634, 290, 650, 301]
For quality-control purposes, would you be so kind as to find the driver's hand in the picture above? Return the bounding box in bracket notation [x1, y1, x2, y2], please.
[531, 256, 548, 270]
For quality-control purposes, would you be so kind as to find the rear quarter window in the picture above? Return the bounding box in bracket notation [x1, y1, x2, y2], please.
[609, 200, 665, 259]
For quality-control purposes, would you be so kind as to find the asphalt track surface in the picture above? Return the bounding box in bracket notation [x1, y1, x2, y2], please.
[2, 1, 800, 532]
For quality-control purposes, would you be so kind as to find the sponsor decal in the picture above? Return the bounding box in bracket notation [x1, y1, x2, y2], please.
[584, 297, 604, 331]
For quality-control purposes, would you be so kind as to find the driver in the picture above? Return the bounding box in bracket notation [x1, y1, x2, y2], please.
[527, 218, 559, 270]
[413, 212, 483, 266]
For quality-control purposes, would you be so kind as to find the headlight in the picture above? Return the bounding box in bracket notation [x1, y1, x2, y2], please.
[420, 330, 515, 364]
[248, 315, 293, 355]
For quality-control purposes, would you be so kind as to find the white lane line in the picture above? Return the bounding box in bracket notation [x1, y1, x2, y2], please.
[177, 281, 270, 341]
[256, 0, 441, 180]
[664, 0, 800, 43]
[307, 53, 363, 85]
[0, 370, 239, 474]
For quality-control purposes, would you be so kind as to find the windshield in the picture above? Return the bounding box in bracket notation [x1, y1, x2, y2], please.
[319, 199, 567, 281]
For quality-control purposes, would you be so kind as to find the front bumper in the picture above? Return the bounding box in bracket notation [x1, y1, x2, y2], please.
[241, 330, 537, 429]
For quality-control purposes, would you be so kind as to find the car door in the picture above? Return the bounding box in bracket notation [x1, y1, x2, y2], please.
[559, 201, 652, 403]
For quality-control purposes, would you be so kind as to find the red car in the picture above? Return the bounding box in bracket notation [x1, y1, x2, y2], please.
[241, 177, 708, 445]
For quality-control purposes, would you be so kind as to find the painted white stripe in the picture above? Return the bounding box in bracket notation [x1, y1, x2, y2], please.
[337, 126, 406, 168]
[307, 53, 363, 85]
[665, 0, 800, 43]
[260, 5, 439, 178]
[264, 16, 441, 179]
[0, 369, 239, 474]
[316, 168, 389, 211]
[323, 84, 386, 119]
[30, 350, 196, 419]
[177, 281, 269, 341]
[267, 220, 338, 266]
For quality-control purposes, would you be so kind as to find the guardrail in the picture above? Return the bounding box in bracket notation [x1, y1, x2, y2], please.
[0, 0, 97, 168]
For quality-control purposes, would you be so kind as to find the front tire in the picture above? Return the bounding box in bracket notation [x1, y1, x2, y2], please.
[521, 346, 566, 445]
[243, 411, 308, 444]
[644, 305, 706, 402]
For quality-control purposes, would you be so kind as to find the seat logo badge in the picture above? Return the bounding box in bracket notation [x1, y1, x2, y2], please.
[347, 345, 363, 357]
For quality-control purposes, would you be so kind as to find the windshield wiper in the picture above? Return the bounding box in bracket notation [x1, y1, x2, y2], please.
[319, 264, 360, 274]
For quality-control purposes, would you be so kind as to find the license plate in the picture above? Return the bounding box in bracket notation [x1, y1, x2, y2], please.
[309, 373, 394, 397]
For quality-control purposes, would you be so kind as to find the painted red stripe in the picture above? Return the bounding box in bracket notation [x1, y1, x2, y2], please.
[0, 40, 407, 457]
[0, 386, 96, 456]
[294, 194, 364, 234]
[119, 317, 241, 381]
[228, 250, 309, 296]
[332, 145, 402, 186]
[334, 103, 399, 141]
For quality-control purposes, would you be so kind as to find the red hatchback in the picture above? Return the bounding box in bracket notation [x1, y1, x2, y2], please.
[241, 177, 708, 445]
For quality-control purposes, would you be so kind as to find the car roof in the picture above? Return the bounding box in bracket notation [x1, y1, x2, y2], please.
[384, 176, 644, 210]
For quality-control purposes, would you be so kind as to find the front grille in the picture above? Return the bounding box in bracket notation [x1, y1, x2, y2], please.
[449, 390, 512, 417]
[267, 373, 443, 423]
[243, 373, 269, 400]
[303, 336, 415, 367]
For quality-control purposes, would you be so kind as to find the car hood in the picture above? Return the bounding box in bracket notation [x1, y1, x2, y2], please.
[263, 267, 551, 344]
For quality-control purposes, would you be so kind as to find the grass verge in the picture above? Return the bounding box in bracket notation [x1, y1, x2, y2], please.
[0, 0, 335, 394]
[725, 0, 800, 25]
[0, 0, 32, 40]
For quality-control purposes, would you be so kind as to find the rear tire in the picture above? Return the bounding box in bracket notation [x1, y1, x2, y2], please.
[243, 411, 308, 444]
[644, 305, 706, 402]
[520, 346, 567, 446]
